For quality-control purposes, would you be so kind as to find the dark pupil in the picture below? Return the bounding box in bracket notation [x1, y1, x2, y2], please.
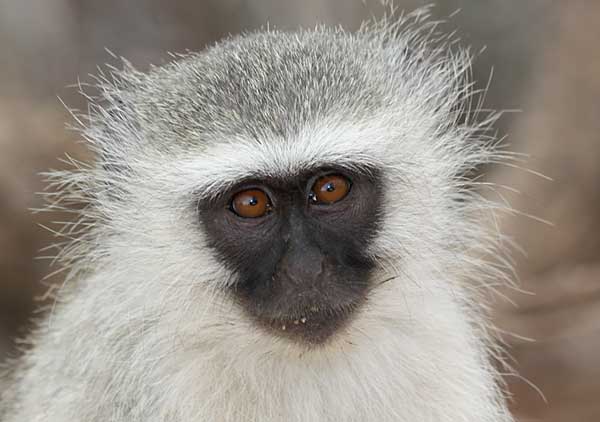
[326, 183, 335, 192]
[248, 196, 258, 206]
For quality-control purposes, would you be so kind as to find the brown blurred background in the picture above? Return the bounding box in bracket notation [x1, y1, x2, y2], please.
[0, 1, 598, 421]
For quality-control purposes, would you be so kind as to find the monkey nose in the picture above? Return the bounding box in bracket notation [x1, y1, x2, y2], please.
[278, 247, 325, 287]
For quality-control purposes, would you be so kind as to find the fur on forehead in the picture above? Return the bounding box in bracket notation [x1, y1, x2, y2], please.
[122, 105, 480, 203]
[80, 10, 480, 180]
[171, 121, 387, 198]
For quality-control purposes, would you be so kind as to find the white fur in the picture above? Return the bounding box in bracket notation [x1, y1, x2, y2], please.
[1, 9, 515, 422]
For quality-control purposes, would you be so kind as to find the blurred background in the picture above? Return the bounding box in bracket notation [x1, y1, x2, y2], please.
[0, 1, 598, 421]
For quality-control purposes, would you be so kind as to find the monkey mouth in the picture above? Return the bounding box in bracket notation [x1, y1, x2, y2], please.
[231, 265, 374, 346]
[259, 300, 363, 346]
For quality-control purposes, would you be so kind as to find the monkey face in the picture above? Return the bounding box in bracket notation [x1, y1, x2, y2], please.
[197, 167, 383, 345]
[88, 30, 484, 354]
[70, 30, 503, 384]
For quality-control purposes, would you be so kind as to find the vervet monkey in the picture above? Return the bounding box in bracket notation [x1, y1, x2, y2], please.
[1, 10, 514, 422]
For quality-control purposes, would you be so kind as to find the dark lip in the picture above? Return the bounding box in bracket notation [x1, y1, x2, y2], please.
[258, 299, 364, 346]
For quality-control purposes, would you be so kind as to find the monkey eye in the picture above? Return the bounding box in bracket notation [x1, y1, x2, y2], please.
[230, 189, 272, 218]
[309, 174, 351, 205]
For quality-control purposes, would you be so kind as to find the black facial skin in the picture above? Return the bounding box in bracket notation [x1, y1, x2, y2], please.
[198, 166, 383, 346]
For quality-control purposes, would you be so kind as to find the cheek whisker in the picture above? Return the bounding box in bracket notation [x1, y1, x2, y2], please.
[373, 274, 401, 287]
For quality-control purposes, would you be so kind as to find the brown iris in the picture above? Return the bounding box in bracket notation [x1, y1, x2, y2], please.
[231, 189, 271, 218]
[311, 174, 351, 204]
